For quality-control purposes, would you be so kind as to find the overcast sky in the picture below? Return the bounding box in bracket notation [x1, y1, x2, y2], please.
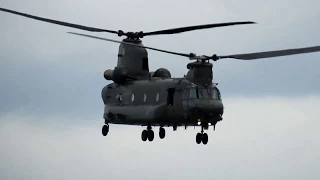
[0, 0, 319, 179]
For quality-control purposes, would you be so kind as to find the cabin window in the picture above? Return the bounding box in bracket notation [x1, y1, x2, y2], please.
[131, 94, 135, 102]
[116, 94, 122, 102]
[189, 89, 197, 99]
[156, 93, 160, 102]
[143, 94, 147, 102]
[183, 90, 190, 99]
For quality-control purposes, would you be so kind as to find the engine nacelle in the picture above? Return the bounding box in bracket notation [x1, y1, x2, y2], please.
[103, 66, 130, 84]
[104, 69, 114, 80]
[152, 68, 171, 78]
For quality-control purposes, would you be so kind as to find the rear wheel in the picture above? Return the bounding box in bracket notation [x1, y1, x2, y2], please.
[102, 124, 109, 136]
[141, 130, 148, 141]
[147, 130, 154, 141]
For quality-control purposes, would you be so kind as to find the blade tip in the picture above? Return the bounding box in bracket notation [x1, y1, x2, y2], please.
[67, 32, 78, 35]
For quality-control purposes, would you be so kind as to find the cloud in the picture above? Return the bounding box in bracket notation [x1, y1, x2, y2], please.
[1, 0, 320, 117]
[1, 96, 319, 180]
[1, 0, 320, 106]
[1, 1, 319, 179]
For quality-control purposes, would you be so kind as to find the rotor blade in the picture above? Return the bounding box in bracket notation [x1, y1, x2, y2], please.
[68, 32, 192, 58]
[219, 46, 320, 60]
[143, 21, 256, 36]
[0, 7, 118, 34]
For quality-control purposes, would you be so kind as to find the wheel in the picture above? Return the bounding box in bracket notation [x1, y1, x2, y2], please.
[196, 133, 202, 144]
[202, 133, 208, 145]
[147, 130, 154, 141]
[141, 130, 148, 141]
[102, 124, 109, 136]
[159, 127, 165, 139]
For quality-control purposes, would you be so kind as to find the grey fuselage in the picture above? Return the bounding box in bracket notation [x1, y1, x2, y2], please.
[101, 38, 224, 128]
[101, 77, 224, 127]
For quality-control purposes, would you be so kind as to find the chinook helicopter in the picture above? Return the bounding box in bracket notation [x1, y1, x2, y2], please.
[2, 7, 320, 145]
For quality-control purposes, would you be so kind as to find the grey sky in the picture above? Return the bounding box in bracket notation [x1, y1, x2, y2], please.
[1, 96, 319, 180]
[1, 0, 320, 115]
[0, 0, 320, 179]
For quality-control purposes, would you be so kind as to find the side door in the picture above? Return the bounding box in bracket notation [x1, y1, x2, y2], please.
[167, 88, 175, 106]
[171, 86, 185, 113]
[182, 89, 189, 111]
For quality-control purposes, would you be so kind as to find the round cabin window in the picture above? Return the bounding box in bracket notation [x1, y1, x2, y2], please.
[116, 94, 122, 102]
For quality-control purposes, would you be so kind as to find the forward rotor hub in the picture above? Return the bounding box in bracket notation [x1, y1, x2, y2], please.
[118, 30, 144, 39]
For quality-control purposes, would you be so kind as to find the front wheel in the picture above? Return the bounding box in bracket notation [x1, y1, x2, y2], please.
[202, 133, 208, 145]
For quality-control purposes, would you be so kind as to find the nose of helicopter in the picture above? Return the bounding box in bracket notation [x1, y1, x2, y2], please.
[189, 99, 224, 114]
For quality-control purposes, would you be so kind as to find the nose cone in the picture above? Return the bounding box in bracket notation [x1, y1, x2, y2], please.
[190, 99, 224, 114]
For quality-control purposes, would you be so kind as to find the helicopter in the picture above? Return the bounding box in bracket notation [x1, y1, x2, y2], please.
[1, 7, 320, 145]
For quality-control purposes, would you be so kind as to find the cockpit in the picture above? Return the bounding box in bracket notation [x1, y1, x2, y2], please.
[182, 85, 223, 115]
[183, 86, 221, 100]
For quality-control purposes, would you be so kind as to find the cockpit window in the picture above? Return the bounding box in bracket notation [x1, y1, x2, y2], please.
[189, 89, 197, 98]
[188, 87, 221, 100]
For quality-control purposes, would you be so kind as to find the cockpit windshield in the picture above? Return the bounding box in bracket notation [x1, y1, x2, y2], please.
[188, 87, 221, 100]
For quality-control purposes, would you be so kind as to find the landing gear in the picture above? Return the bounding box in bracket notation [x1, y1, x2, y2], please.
[202, 133, 208, 144]
[141, 126, 166, 142]
[159, 127, 166, 139]
[141, 130, 148, 141]
[173, 125, 177, 131]
[196, 126, 208, 145]
[102, 124, 109, 136]
[141, 125, 154, 142]
[196, 132, 208, 144]
[196, 133, 202, 144]
[147, 130, 154, 141]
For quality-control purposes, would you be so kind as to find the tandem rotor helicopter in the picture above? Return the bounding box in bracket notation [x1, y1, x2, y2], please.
[1, 7, 320, 145]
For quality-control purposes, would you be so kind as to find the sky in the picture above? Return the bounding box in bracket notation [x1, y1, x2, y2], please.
[0, 0, 319, 179]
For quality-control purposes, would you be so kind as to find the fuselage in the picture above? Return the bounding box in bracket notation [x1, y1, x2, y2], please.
[101, 77, 224, 127]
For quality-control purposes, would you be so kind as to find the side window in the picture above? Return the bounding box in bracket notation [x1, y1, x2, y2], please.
[116, 94, 122, 102]
[131, 93, 135, 102]
[197, 88, 204, 98]
[215, 88, 222, 100]
[183, 90, 189, 99]
[143, 94, 147, 102]
[156, 93, 160, 102]
[189, 89, 197, 99]
[211, 88, 221, 100]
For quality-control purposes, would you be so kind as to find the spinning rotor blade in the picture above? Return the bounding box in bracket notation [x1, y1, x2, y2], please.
[68, 32, 192, 58]
[219, 45, 320, 60]
[142, 21, 256, 36]
[69, 32, 320, 61]
[0, 7, 255, 38]
[0, 7, 118, 34]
